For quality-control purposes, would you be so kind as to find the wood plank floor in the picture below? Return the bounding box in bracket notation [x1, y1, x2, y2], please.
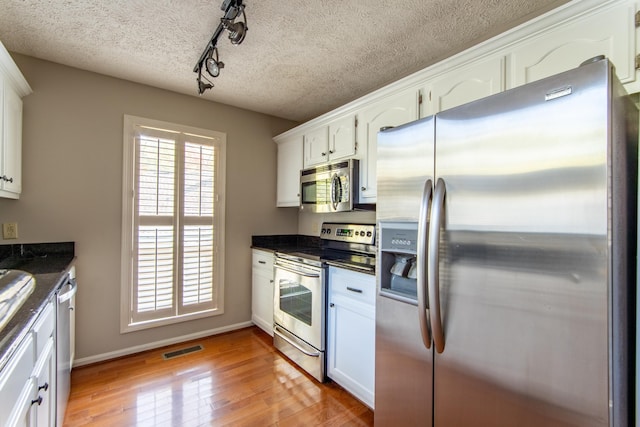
[64, 326, 374, 426]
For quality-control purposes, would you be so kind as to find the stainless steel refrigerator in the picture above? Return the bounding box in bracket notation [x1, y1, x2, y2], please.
[375, 57, 637, 426]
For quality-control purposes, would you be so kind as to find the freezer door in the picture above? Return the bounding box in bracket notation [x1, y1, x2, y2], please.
[376, 116, 435, 222]
[431, 59, 634, 426]
[375, 116, 435, 426]
[375, 294, 433, 426]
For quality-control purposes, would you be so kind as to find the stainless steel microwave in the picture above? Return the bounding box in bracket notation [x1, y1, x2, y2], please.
[300, 159, 359, 213]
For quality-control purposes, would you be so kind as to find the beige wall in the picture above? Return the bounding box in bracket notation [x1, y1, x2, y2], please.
[0, 54, 299, 361]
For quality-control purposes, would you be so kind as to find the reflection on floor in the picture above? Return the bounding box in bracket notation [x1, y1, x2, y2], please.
[64, 326, 374, 426]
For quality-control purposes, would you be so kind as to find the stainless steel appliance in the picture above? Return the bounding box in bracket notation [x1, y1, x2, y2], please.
[300, 159, 359, 213]
[56, 266, 77, 427]
[375, 58, 637, 426]
[273, 222, 376, 381]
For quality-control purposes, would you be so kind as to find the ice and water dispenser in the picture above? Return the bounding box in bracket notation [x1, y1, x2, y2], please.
[379, 222, 419, 305]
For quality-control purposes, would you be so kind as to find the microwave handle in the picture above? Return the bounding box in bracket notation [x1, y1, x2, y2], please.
[330, 173, 341, 210]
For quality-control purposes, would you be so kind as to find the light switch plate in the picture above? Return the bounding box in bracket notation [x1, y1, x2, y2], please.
[2, 222, 18, 239]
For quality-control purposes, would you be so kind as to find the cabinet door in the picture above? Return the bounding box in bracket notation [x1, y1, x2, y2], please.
[327, 268, 375, 408]
[276, 134, 303, 207]
[328, 115, 356, 161]
[0, 335, 34, 427]
[510, 2, 635, 89]
[303, 126, 329, 168]
[358, 88, 419, 203]
[2, 83, 23, 197]
[32, 338, 55, 427]
[251, 250, 274, 335]
[423, 56, 505, 116]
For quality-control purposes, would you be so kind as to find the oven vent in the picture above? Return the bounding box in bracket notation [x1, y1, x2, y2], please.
[162, 344, 203, 360]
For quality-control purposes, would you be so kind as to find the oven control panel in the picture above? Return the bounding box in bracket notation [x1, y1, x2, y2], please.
[321, 222, 376, 245]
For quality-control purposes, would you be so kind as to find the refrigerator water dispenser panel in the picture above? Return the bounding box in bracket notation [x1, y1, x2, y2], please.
[379, 222, 419, 304]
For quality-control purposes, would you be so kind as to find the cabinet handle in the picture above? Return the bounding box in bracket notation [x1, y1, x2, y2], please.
[347, 286, 363, 294]
[1, 175, 13, 183]
[329, 150, 334, 154]
[330, 303, 335, 307]
[321, 152, 327, 156]
[258, 260, 266, 264]
[31, 396, 43, 406]
[361, 186, 366, 191]
[38, 382, 49, 392]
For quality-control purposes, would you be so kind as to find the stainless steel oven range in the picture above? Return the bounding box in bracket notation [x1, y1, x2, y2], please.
[273, 222, 376, 382]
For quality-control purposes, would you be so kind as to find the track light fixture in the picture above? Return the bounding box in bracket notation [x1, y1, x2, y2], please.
[193, 0, 248, 95]
[205, 47, 225, 78]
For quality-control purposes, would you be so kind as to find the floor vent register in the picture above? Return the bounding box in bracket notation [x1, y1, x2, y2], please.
[162, 344, 204, 360]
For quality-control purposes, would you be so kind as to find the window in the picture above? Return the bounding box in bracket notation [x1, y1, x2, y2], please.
[121, 115, 226, 332]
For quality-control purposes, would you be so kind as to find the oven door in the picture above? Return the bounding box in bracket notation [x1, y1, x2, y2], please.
[273, 259, 325, 350]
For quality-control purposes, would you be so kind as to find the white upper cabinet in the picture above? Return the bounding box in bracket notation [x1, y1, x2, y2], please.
[328, 115, 357, 161]
[357, 87, 420, 203]
[0, 41, 31, 199]
[272, 0, 640, 208]
[2, 84, 23, 196]
[275, 133, 303, 207]
[509, 2, 636, 89]
[422, 56, 505, 117]
[303, 115, 357, 168]
[303, 125, 329, 167]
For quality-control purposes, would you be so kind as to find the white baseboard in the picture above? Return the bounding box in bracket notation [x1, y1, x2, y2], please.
[73, 320, 254, 368]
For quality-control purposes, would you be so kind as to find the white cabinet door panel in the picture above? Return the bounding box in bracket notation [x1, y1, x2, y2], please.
[510, 3, 635, 88]
[358, 88, 419, 203]
[424, 56, 505, 116]
[276, 135, 303, 207]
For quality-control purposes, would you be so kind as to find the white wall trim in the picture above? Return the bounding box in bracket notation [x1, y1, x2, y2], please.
[73, 320, 254, 367]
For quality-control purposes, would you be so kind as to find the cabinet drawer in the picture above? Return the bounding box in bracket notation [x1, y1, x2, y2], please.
[328, 267, 375, 306]
[33, 301, 54, 359]
[0, 334, 34, 425]
[252, 249, 274, 270]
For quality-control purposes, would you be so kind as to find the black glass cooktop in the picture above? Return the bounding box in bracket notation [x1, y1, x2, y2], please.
[277, 248, 375, 273]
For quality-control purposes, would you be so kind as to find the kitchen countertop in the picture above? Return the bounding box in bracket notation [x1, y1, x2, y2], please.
[0, 242, 75, 371]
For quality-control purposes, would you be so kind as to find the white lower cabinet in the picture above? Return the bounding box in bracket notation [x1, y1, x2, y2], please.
[0, 299, 56, 427]
[327, 267, 375, 408]
[251, 249, 275, 335]
[0, 334, 34, 427]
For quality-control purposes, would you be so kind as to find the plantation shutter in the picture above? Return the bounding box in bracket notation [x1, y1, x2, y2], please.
[130, 125, 219, 324]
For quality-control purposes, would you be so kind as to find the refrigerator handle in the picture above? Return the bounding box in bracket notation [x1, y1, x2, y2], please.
[417, 178, 433, 350]
[428, 178, 446, 353]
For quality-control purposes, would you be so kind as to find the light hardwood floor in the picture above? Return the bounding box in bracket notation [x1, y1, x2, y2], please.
[64, 326, 374, 426]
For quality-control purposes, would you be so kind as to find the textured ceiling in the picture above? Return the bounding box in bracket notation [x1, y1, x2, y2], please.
[0, 0, 569, 122]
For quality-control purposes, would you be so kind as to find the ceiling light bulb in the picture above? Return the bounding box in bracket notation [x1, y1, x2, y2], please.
[205, 47, 225, 78]
[206, 57, 225, 77]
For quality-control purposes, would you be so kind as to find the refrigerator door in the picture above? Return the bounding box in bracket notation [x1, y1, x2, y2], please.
[432, 59, 631, 426]
[375, 116, 435, 425]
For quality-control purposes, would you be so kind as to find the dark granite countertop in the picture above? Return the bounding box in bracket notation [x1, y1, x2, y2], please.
[0, 242, 75, 371]
[251, 234, 375, 275]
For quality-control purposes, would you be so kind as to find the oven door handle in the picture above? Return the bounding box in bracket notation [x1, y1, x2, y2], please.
[274, 325, 321, 357]
[275, 264, 320, 278]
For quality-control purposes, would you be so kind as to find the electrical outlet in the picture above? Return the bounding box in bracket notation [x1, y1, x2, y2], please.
[2, 222, 18, 239]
